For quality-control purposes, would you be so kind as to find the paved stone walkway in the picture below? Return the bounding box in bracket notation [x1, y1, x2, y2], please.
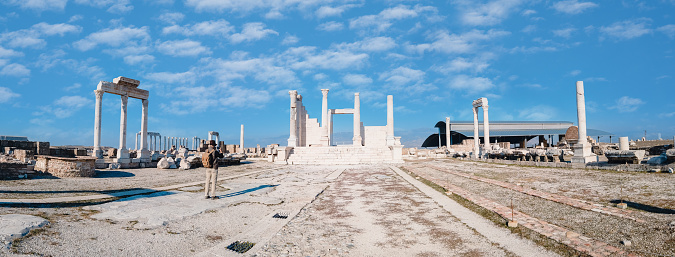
[412, 166, 639, 257]
[425, 164, 643, 222]
[0, 168, 277, 205]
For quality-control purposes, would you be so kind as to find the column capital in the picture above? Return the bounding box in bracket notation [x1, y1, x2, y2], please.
[354, 92, 359, 96]
[483, 105, 489, 111]
[321, 88, 329, 96]
[142, 99, 148, 105]
[121, 94, 128, 102]
[94, 90, 104, 98]
[289, 90, 297, 96]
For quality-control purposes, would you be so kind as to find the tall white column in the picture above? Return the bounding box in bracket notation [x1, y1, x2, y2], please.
[483, 105, 490, 150]
[320, 89, 330, 146]
[576, 81, 587, 146]
[571, 81, 595, 163]
[135, 133, 139, 150]
[288, 90, 298, 147]
[386, 95, 395, 146]
[240, 124, 244, 153]
[472, 107, 480, 158]
[139, 99, 149, 160]
[118, 94, 130, 161]
[353, 93, 362, 146]
[445, 117, 451, 148]
[93, 90, 104, 158]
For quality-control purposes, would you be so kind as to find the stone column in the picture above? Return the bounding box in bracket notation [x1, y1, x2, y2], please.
[135, 132, 139, 150]
[386, 95, 395, 146]
[571, 81, 595, 164]
[483, 105, 490, 150]
[473, 107, 480, 158]
[139, 99, 149, 161]
[288, 90, 298, 147]
[320, 89, 330, 146]
[445, 117, 451, 148]
[619, 137, 629, 151]
[240, 124, 244, 153]
[576, 81, 587, 146]
[117, 94, 130, 162]
[353, 93, 362, 146]
[93, 90, 104, 158]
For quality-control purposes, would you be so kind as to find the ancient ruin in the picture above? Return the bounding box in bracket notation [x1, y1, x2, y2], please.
[272, 89, 403, 164]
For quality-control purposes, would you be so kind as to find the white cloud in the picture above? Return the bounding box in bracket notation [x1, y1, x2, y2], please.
[145, 70, 197, 84]
[0, 46, 23, 58]
[379, 66, 434, 93]
[4, 0, 67, 12]
[570, 70, 581, 76]
[552, 0, 598, 15]
[317, 21, 344, 31]
[281, 35, 299, 45]
[518, 105, 557, 120]
[230, 22, 278, 44]
[74, 0, 133, 13]
[436, 57, 489, 73]
[44, 95, 93, 118]
[202, 56, 299, 87]
[553, 27, 576, 38]
[0, 63, 30, 77]
[521, 25, 536, 33]
[521, 9, 536, 16]
[124, 54, 155, 65]
[162, 19, 233, 37]
[184, 0, 335, 15]
[349, 4, 437, 33]
[0, 22, 81, 49]
[600, 19, 652, 40]
[74, 26, 150, 51]
[284, 46, 369, 70]
[447, 75, 495, 94]
[157, 39, 211, 57]
[657, 24, 675, 39]
[335, 37, 396, 52]
[36, 50, 106, 80]
[610, 96, 643, 112]
[64, 83, 82, 92]
[158, 12, 185, 24]
[456, 0, 526, 26]
[32, 22, 81, 36]
[316, 4, 358, 19]
[407, 29, 510, 55]
[0, 87, 20, 103]
[342, 74, 372, 86]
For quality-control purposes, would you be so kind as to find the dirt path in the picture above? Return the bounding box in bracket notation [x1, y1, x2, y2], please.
[256, 165, 528, 257]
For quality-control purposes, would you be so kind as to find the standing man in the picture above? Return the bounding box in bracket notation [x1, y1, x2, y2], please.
[203, 140, 223, 199]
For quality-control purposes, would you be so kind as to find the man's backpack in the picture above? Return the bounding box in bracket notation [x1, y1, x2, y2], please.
[202, 150, 214, 168]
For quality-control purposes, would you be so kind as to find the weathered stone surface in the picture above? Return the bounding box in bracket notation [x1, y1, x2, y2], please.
[179, 159, 191, 170]
[605, 150, 646, 164]
[647, 155, 667, 165]
[0, 214, 49, 248]
[34, 156, 96, 177]
[157, 157, 170, 169]
[565, 126, 579, 141]
[107, 148, 117, 158]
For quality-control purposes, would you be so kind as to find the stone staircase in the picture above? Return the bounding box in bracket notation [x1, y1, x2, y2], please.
[285, 146, 400, 165]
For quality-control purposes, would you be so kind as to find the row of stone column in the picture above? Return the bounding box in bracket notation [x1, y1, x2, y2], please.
[92, 90, 149, 162]
[164, 137, 188, 150]
[135, 133, 162, 151]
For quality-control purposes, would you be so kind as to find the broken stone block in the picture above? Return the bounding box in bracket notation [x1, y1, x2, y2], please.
[179, 159, 191, 170]
[157, 158, 170, 169]
[605, 150, 646, 164]
[107, 148, 117, 158]
[648, 155, 668, 165]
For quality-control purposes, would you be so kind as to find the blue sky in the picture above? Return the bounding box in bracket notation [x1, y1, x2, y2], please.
[0, 0, 674, 148]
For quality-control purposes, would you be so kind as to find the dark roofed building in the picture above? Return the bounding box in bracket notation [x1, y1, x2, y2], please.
[421, 121, 613, 148]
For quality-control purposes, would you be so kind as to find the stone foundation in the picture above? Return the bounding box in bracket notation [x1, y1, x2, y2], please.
[35, 156, 96, 177]
[0, 162, 34, 179]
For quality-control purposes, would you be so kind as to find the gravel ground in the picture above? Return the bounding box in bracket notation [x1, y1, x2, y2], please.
[405, 159, 675, 256]
[0, 161, 275, 199]
[256, 165, 514, 257]
[0, 162, 335, 256]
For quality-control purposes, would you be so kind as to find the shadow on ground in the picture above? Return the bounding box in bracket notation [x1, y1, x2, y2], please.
[610, 199, 675, 214]
[0, 188, 169, 208]
[94, 170, 135, 178]
[216, 184, 278, 198]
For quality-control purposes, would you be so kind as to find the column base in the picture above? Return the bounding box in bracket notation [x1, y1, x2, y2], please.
[93, 147, 103, 159]
[320, 137, 330, 146]
[287, 137, 297, 147]
[353, 136, 362, 146]
[386, 136, 395, 147]
[571, 143, 596, 164]
[138, 149, 151, 162]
